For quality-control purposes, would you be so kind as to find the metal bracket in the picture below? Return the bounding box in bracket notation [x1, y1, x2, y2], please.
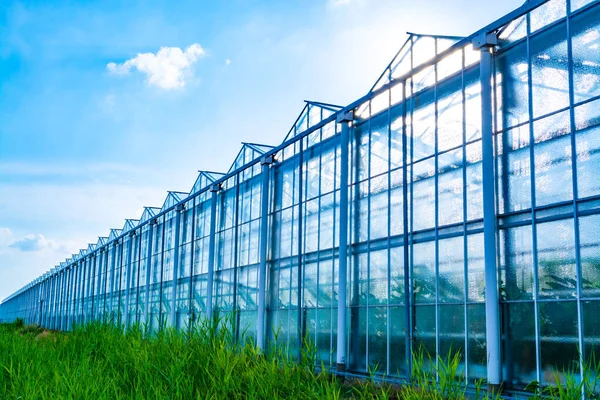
[175, 204, 185, 212]
[336, 110, 354, 124]
[261, 155, 275, 166]
[210, 183, 222, 193]
[472, 32, 498, 49]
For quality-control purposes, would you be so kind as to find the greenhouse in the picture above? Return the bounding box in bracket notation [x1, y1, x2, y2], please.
[2, 0, 600, 391]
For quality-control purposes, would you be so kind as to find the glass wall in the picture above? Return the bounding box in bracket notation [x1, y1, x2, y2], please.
[2, 0, 599, 393]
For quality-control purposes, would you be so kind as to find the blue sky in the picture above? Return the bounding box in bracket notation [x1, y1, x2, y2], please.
[0, 0, 523, 301]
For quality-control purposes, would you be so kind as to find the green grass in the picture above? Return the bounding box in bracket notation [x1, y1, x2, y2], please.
[0, 316, 586, 399]
[0, 317, 357, 399]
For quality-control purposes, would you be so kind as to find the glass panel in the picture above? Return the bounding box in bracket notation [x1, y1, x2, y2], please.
[412, 158, 435, 231]
[533, 125, 573, 206]
[413, 241, 436, 303]
[371, 115, 390, 177]
[390, 169, 404, 236]
[539, 301, 579, 383]
[349, 307, 367, 372]
[438, 150, 464, 226]
[571, 4, 600, 103]
[369, 250, 388, 305]
[438, 236, 464, 303]
[502, 302, 537, 388]
[412, 102, 436, 160]
[437, 49, 462, 82]
[467, 304, 487, 379]
[413, 305, 436, 367]
[530, 0, 566, 33]
[499, 15, 527, 46]
[412, 36, 436, 68]
[389, 306, 407, 377]
[496, 41, 529, 129]
[438, 304, 465, 367]
[579, 214, 600, 297]
[572, 0, 597, 11]
[370, 175, 389, 240]
[467, 234, 485, 302]
[316, 308, 334, 365]
[499, 125, 532, 213]
[530, 21, 569, 118]
[438, 91, 463, 152]
[500, 226, 534, 300]
[466, 141, 483, 221]
[465, 82, 482, 141]
[368, 306, 387, 374]
[536, 219, 576, 299]
[583, 300, 600, 367]
[351, 253, 368, 307]
[575, 100, 600, 199]
[390, 246, 405, 305]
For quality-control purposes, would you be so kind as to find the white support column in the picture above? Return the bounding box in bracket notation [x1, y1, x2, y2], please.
[65, 267, 73, 330]
[81, 259, 87, 325]
[56, 275, 61, 329]
[143, 221, 155, 325]
[69, 264, 77, 329]
[206, 183, 220, 321]
[95, 251, 105, 320]
[257, 155, 274, 352]
[50, 275, 57, 329]
[73, 263, 80, 328]
[108, 242, 117, 322]
[85, 256, 93, 324]
[124, 232, 135, 329]
[78, 260, 86, 325]
[170, 205, 183, 328]
[91, 254, 98, 322]
[336, 110, 353, 373]
[61, 270, 68, 330]
[473, 31, 501, 390]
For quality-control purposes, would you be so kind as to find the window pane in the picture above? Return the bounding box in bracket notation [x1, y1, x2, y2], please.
[579, 214, 600, 297]
[413, 241, 436, 303]
[536, 219, 576, 299]
[500, 226, 534, 300]
[571, 3, 600, 103]
[530, 21, 569, 118]
[539, 301, 579, 383]
[575, 100, 600, 199]
[438, 236, 465, 303]
[502, 302, 537, 388]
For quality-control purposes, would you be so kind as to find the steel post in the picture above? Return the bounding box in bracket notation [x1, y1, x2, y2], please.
[336, 110, 353, 372]
[170, 206, 183, 328]
[257, 155, 273, 352]
[206, 184, 220, 321]
[143, 222, 155, 325]
[124, 233, 135, 329]
[474, 32, 501, 389]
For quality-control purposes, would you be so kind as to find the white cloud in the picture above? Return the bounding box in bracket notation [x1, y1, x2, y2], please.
[107, 43, 205, 89]
[225, 59, 231, 66]
[9, 234, 56, 252]
[0, 228, 12, 247]
[329, 0, 354, 6]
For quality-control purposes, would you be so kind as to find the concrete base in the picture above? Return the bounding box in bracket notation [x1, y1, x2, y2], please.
[487, 383, 503, 396]
[336, 363, 346, 383]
